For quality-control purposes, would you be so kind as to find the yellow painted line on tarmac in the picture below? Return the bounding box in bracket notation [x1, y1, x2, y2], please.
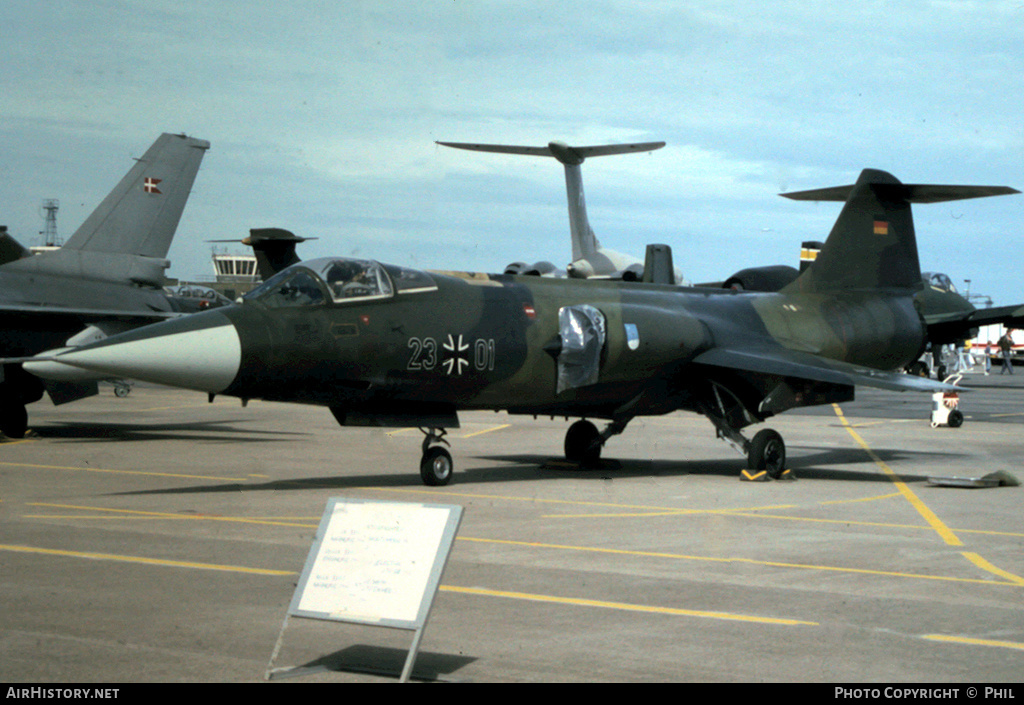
[832, 405, 963, 547]
[0, 460, 243, 483]
[386, 424, 510, 439]
[923, 634, 1024, 651]
[440, 585, 817, 626]
[366, 485, 1024, 538]
[833, 405, 1024, 585]
[708, 511, 1024, 540]
[457, 536, 1021, 587]
[384, 428, 420, 437]
[0, 543, 294, 576]
[24, 503, 315, 528]
[820, 492, 902, 505]
[368, 484, 799, 515]
[0, 539, 814, 625]
[135, 401, 237, 412]
[541, 491, 902, 520]
[843, 419, 920, 429]
[460, 424, 511, 438]
[960, 552, 1024, 586]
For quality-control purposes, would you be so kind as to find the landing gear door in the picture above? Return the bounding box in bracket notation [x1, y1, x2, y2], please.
[556, 305, 606, 394]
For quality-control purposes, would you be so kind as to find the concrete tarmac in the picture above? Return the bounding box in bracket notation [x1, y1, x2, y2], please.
[1, 371, 1022, 683]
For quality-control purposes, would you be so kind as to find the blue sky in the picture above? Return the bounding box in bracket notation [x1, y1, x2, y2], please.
[2, 1, 1021, 304]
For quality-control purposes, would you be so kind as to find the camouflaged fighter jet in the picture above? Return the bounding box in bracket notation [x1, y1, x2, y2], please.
[20, 167, 1018, 486]
[0, 133, 209, 438]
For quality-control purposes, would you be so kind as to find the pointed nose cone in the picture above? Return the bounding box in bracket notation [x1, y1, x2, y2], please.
[27, 311, 242, 393]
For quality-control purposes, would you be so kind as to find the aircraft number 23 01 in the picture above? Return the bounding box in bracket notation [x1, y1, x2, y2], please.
[407, 335, 496, 376]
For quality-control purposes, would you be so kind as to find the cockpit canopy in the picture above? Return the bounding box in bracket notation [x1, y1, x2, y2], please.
[243, 257, 437, 308]
[923, 271, 958, 294]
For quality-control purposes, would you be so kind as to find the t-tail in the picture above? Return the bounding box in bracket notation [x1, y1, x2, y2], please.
[2, 133, 210, 287]
[781, 169, 1019, 294]
[210, 227, 314, 280]
[438, 140, 671, 280]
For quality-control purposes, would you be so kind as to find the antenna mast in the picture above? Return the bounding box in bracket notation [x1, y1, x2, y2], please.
[40, 198, 61, 247]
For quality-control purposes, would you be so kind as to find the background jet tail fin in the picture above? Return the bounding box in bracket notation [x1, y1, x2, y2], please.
[438, 139, 664, 265]
[7, 133, 210, 288]
[781, 170, 1018, 293]
[63, 133, 210, 258]
[244, 228, 312, 279]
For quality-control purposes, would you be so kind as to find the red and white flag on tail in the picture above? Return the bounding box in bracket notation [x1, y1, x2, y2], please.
[144, 177, 162, 194]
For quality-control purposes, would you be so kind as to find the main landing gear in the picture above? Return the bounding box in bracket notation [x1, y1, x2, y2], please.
[708, 417, 787, 479]
[0, 373, 35, 439]
[563, 416, 631, 467]
[0, 396, 28, 439]
[745, 428, 787, 479]
[419, 427, 453, 486]
[699, 384, 788, 479]
[564, 419, 601, 466]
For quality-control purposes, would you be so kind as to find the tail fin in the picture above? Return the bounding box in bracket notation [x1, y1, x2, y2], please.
[437, 139, 664, 269]
[209, 228, 314, 280]
[6, 133, 209, 287]
[781, 169, 1018, 293]
[243, 228, 311, 279]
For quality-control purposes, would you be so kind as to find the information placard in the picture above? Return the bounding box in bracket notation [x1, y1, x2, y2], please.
[288, 498, 463, 630]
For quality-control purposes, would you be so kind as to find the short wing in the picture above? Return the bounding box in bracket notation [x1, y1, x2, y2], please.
[694, 346, 961, 393]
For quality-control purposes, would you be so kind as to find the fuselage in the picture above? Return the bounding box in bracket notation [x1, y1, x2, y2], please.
[57, 258, 925, 422]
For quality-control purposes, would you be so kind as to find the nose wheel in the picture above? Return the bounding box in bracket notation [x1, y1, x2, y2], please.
[419, 427, 453, 486]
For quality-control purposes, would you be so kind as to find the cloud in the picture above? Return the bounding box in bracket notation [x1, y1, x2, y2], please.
[0, 0, 1020, 301]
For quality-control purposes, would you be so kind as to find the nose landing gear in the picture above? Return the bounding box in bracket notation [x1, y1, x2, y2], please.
[419, 427, 453, 486]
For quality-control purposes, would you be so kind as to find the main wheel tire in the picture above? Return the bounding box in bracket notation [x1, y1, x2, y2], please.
[748, 429, 786, 479]
[0, 399, 27, 439]
[564, 419, 601, 466]
[420, 446, 454, 486]
[907, 361, 928, 377]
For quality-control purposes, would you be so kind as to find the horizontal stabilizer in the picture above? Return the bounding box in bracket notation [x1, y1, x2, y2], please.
[210, 227, 314, 279]
[782, 183, 1020, 204]
[438, 140, 664, 166]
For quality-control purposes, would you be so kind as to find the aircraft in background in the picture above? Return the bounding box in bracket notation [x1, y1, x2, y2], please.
[210, 227, 314, 282]
[0, 132, 210, 437]
[23, 166, 1016, 486]
[439, 140, 687, 284]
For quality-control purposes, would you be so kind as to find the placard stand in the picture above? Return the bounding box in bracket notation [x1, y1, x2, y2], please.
[265, 498, 463, 682]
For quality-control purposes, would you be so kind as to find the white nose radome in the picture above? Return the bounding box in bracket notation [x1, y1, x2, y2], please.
[26, 320, 242, 394]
